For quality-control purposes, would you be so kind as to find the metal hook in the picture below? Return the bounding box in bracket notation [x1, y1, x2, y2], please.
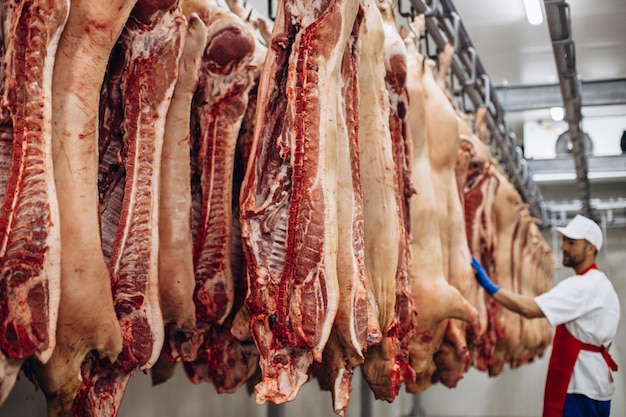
[397, 0, 416, 18]
[450, 11, 461, 52]
[425, 0, 441, 17]
[520, 159, 529, 184]
[267, 0, 276, 21]
[463, 46, 477, 86]
[481, 73, 491, 108]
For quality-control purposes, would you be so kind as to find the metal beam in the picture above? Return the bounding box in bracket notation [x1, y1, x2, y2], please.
[543, 0, 592, 219]
[495, 78, 626, 112]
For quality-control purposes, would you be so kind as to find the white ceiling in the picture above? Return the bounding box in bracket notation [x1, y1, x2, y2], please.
[452, 0, 626, 86]
[450, 0, 626, 127]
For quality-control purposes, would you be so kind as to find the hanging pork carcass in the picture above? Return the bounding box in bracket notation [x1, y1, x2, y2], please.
[0, 0, 68, 405]
[239, 0, 361, 404]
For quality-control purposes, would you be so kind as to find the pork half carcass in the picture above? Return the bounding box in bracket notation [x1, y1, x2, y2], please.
[401, 18, 476, 393]
[481, 166, 522, 375]
[509, 214, 554, 369]
[182, 2, 259, 393]
[190, 2, 255, 329]
[31, 0, 145, 413]
[71, 3, 185, 416]
[240, 0, 359, 404]
[151, 10, 208, 385]
[355, 0, 401, 401]
[0, 0, 68, 404]
[461, 136, 498, 372]
[358, 0, 418, 402]
[419, 43, 478, 388]
[156, 12, 207, 368]
[314, 5, 383, 416]
[433, 122, 491, 387]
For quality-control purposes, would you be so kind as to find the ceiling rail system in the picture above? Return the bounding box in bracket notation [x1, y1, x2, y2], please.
[495, 78, 626, 112]
[405, 0, 547, 222]
[543, 0, 592, 219]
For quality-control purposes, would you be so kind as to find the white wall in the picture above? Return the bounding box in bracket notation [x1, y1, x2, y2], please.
[523, 116, 626, 159]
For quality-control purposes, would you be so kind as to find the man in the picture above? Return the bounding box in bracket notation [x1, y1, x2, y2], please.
[473, 214, 620, 417]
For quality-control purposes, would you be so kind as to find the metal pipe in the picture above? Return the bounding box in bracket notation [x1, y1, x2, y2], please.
[543, 0, 592, 218]
[409, 394, 427, 417]
[267, 403, 285, 417]
[360, 374, 373, 417]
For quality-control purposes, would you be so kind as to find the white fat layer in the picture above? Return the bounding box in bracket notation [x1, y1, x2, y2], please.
[357, 0, 400, 331]
[35, 0, 70, 364]
[335, 62, 367, 358]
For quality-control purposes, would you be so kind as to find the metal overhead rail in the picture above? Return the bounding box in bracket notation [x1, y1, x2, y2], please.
[495, 78, 626, 112]
[543, 0, 592, 219]
[406, 0, 547, 222]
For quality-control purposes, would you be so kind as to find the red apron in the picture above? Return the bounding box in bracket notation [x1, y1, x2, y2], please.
[542, 264, 619, 417]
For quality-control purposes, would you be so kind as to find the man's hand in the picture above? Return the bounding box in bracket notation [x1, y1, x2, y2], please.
[471, 256, 500, 296]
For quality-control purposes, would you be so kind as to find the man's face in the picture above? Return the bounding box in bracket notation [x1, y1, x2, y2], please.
[560, 236, 592, 268]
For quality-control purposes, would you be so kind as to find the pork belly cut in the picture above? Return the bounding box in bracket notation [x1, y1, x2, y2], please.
[240, 0, 359, 404]
[72, 3, 185, 416]
[0, 2, 67, 404]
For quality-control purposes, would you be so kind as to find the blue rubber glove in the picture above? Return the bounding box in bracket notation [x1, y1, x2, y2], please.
[471, 256, 500, 296]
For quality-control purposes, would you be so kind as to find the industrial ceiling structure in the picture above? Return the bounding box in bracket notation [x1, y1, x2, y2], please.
[404, 0, 626, 227]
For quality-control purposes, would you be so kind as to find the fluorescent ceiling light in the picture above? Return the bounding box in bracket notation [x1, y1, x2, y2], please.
[523, 0, 544, 25]
[550, 107, 564, 121]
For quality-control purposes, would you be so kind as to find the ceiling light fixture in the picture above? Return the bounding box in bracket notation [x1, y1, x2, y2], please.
[550, 106, 564, 121]
[523, 0, 544, 25]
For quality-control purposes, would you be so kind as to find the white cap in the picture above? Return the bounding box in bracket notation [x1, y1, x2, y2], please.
[555, 214, 603, 250]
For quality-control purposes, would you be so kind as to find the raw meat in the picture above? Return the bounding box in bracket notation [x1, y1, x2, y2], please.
[158, 11, 207, 366]
[461, 135, 497, 370]
[240, 0, 359, 404]
[190, 3, 255, 328]
[31, 0, 140, 413]
[509, 213, 554, 368]
[72, 3, 185, 416]
[182, 2, 259, 394]
[315, 5, 383, 415]
[0, 0, 68, 403]
[433, 121, 486, 388]
[400, 17, 476, 394]
[353, 0, 422, 402]
[483, 166, 522, 374]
